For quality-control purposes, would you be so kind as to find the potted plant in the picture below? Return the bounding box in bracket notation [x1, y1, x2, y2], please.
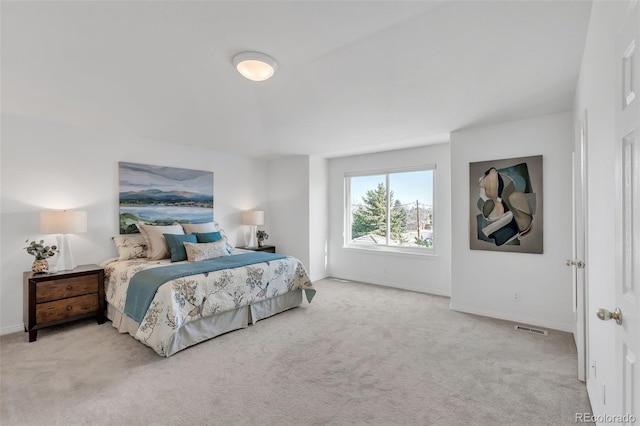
[24, 239, 57, 273]
[256, 230, 269, 247]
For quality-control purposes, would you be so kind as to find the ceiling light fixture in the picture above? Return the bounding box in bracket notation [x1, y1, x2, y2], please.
[232, 52, 278, 82]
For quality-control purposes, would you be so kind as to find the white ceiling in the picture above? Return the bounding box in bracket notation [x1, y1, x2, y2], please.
[1, 1, 592, 159]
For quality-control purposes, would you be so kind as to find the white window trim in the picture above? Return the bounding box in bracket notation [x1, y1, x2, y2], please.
[344, 164, 437, 255]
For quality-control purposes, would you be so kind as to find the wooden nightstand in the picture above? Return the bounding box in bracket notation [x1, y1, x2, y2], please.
[238, 245, 276, 253]
[23, 264, 105, 342]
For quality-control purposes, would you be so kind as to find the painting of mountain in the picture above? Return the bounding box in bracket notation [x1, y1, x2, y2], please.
[119, 162, 214, 234]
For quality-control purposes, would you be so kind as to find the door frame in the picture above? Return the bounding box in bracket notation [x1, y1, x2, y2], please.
[574, 110, 589, 382]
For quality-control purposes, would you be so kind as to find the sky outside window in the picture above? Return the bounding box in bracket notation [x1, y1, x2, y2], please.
[350, 171, 433, 207]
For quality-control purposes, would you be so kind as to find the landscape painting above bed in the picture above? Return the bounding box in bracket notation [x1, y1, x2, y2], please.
[119, 161, 214, 234]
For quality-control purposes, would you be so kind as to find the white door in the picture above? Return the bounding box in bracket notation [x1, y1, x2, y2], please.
[603, 1, 640, 420]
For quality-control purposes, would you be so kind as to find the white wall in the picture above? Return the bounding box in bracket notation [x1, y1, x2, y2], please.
[327, 143, 451, 296]
[0, 113, 269, 334]
[573, 0, 630, 416]
[268, 156, 310, 269]
[309, 156, 329, 281]
[450, 112, 574, 332]
[267, 155, 329, 282]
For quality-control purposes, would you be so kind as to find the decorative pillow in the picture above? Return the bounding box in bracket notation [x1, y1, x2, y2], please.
[164, 233, 197, 262]
[183, 222, 233, 254]
[136, 223, 184, 260]
[216, 226, 234, 254]
[181, 222, 218, 234]
[112, 235, 147, 260]
[184, 240, 230, 262]
[195, 231, 222, 243]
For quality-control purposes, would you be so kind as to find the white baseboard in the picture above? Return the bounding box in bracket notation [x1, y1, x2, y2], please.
[1, 323, 24, 336]
[329, 273, 451, 297]
[449, 302, 573, 333]
[586, 380, 602, 420]
[309, 273, 329, 282]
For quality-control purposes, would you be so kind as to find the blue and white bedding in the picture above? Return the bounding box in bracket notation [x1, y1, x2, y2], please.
[103, 250, 315, 356]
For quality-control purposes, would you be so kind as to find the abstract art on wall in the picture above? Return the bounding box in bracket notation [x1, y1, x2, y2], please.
[469, 155, 543, 254]
[119, 162, 214, 234]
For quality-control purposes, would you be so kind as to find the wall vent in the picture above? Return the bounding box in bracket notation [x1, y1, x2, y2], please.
[514, 325, 548, 335]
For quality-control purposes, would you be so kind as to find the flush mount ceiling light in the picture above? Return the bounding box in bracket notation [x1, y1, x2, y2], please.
[232, 52, 278, 82]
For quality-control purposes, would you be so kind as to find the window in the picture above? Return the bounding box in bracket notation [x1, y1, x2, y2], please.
[345, 166, 435, 253]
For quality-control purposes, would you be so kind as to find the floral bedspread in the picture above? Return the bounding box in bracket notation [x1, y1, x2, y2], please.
[104, 254, 314, 355]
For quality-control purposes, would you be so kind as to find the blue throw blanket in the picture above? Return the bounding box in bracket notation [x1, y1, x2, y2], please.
[124, 252, 288, 323]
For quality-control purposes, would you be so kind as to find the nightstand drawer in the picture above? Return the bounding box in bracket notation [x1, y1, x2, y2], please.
[35, 294, 98, 324]
[24, 264, 105, 342]
[36, 275, 99, 303]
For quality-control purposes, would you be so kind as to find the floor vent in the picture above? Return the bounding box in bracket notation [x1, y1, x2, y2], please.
[514, 325, 548, 335]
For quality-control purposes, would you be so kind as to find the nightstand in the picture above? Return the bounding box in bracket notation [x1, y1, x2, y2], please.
[239, 245, 276, 253]
[23, 264, 105, 342]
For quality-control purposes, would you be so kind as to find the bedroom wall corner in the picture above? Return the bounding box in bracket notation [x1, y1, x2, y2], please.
[266, 155, 328, 283]
[0, 113, 269, 335]
[267, 156, 311, 271]
[308, 156, 329, 282]
[449, 112, 574, 332]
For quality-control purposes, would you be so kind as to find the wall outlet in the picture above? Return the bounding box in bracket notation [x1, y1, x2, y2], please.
[513, 292, 520, 302]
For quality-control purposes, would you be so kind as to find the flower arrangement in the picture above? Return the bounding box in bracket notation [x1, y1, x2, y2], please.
[256, 230, 269, 246]
[24, 240, 58, 260]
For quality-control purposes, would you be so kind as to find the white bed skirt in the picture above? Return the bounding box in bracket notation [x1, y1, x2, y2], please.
[107, 288, 303, 356]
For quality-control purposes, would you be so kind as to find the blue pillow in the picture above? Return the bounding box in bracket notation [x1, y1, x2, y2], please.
[195, 231, 222, 243]
[164, 233, 197, 262]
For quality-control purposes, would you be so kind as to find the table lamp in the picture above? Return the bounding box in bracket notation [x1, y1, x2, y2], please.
[242, 210, 264, 248]
[40, 210, 87, 270]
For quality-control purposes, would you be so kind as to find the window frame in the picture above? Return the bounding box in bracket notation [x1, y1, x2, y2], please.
[344, 164, 437, 256]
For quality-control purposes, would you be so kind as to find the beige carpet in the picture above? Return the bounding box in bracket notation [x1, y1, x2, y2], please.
[1, 278, 592, 425]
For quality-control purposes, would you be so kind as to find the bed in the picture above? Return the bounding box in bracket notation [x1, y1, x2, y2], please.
[103, 223, 315, 357]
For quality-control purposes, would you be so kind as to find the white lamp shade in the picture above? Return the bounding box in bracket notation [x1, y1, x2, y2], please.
[40, 210, 87, 234]
[242, 210, 264, 226]
[242, 210, 263, 248]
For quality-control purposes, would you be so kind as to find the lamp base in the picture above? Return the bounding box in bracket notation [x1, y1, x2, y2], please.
[56, 235, 77, 271]
[246, 225, 258, 248]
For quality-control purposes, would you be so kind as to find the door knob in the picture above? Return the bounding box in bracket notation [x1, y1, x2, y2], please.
[565, 259, 585, 268]
[596, 308, 622, 325]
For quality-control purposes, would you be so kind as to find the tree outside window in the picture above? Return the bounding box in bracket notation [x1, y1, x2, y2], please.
[347, 168, 434, 250]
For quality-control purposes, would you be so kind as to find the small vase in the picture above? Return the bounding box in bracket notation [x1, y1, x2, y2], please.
[32, 259, 48, 273]
[258, 240, 264, 247]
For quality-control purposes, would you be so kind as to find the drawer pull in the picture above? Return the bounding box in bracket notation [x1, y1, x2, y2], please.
[66, 305, 73, 311]
[66, 285, 73, 291]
